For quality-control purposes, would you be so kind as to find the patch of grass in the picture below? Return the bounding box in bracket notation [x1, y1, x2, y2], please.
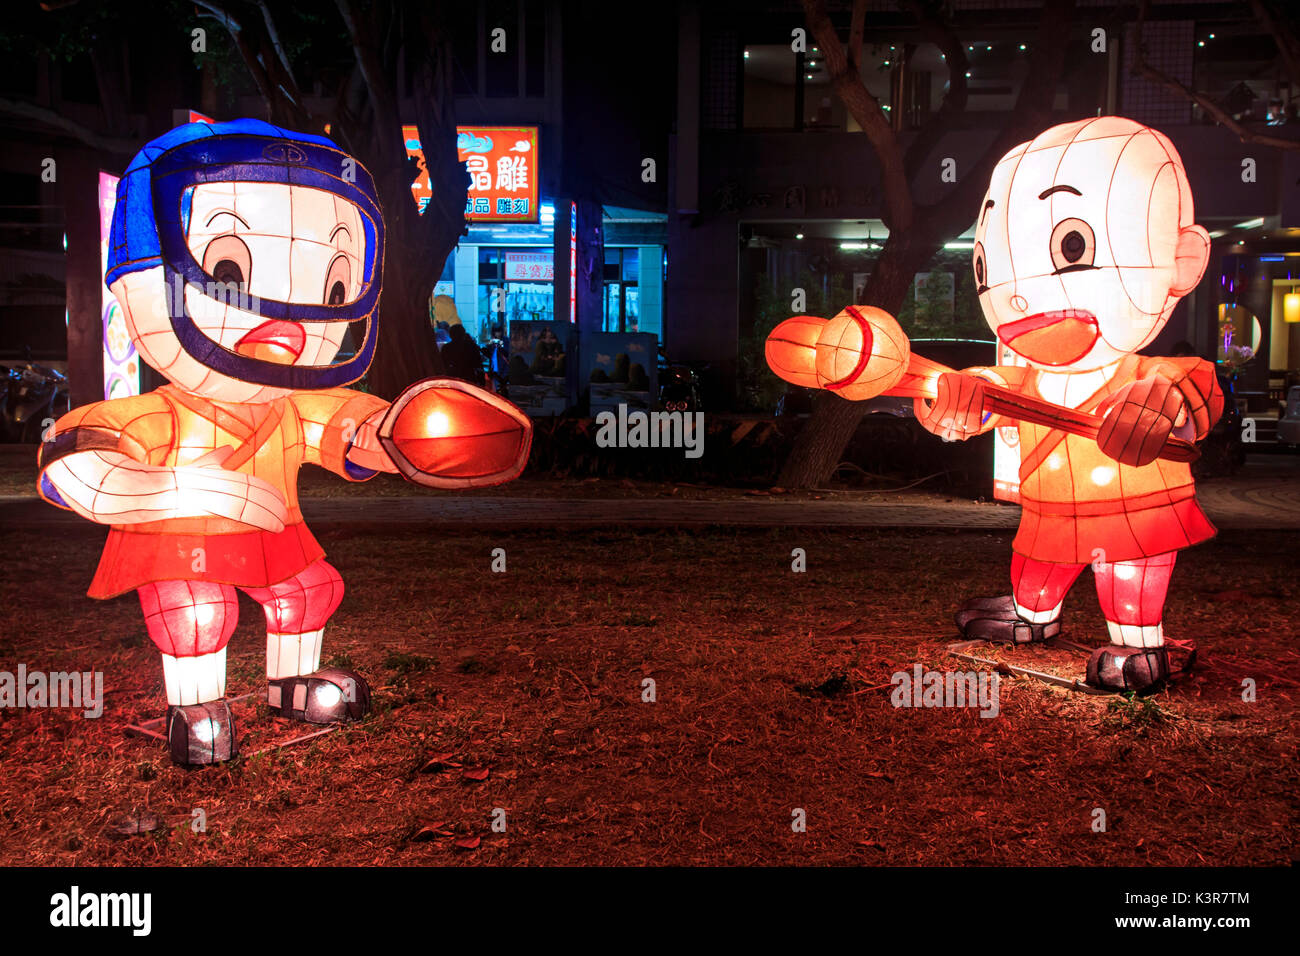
[0, 525, 1295, 866]
[383, 650, 434, 676]
[1102, 693, 1169, 732]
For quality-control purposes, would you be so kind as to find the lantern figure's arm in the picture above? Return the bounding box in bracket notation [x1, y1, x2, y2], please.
[1095, 361, 1223, 467]
[345, 411, 400, 475]
[912, 367, 1024, 441]
[293, 388, 397, 481]
[1136, 358, 1224, 441]
[766, 312, 1199, 463]
[40, 448, 288, 531]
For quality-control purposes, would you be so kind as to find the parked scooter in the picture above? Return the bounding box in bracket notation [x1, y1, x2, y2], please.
[1, 353, 69, 443]
[658, 349, 702, 412]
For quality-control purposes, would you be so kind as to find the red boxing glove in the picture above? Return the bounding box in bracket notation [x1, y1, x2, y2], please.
[914, 372, 990, 442]
[1095, 376, 1186, 467]
[377, 378, 533, 488]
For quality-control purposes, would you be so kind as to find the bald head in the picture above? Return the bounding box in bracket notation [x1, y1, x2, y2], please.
[973, 117, 1209, 371]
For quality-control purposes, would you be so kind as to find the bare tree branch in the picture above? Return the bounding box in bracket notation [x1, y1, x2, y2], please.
[902, 0, 970, 175]
[0, 95, 138, 153]
[1133, 0, 1300, 151]
[1250, 0, 1300, 92]
[335, 0, 408, 184]
[848, 0, 866, 71]
[922, 0, 1078, 241]
[254, 0, 301, 95]
[801, 0, 913, 232]
[193, 0, 278, 120]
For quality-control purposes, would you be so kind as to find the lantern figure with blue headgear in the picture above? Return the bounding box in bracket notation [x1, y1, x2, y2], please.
[38, 119, 532, 765]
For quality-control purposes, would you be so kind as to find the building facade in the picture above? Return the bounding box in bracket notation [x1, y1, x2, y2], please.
[667, 0, 1300, 431]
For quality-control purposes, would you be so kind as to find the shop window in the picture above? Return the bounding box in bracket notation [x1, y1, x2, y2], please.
[602, 248, 641, 333]
[477, 246, 555, 341]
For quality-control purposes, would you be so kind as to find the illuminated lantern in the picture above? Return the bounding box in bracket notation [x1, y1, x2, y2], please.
[767, 307, 910, 401]
[1285, 292, 1300, 324]
[37, 119, 532, 765]
[767, 117, 1221, 692]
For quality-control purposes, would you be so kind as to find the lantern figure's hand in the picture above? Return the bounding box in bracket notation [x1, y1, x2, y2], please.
[376, 378, 533, 489]
[1095, 376, 1187, 467]
[174, 451, 289, 531]
[914, 372, 989, 442]
[41, 446, 288, 531]
[345, 411, 395, 474]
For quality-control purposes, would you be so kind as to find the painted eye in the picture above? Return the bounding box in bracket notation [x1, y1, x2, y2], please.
[973, 241, 988, 292]
[202, 234, 252, 289]
[1050, 218, 1096, 273]
[324, 254, 352, 305]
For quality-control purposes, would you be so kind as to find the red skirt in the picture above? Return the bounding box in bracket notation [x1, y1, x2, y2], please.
[87, 522, 324, 599]
[1012, 491, 1216, 565]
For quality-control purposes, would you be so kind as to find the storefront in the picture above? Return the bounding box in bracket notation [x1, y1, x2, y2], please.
[405, 127, 665, 349]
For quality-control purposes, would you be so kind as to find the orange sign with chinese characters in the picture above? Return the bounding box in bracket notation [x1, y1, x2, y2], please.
[402, 125, 539, 223]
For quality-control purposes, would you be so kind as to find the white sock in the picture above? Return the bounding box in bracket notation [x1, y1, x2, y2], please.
[161, 648, 227, 706]
[1106, 621, 1163, 649]
[1013, 598, 1063, 625]
[266, 629, 324, 680]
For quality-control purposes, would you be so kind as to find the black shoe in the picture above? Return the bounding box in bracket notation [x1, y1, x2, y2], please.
[954, 594, 1060, 644]
[1086, 646, 1170, 693]
[267, 667, 370, 723]
[166, 700, 238, 766]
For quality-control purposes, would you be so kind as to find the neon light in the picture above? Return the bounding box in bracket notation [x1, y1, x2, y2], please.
[570, 201, 577, 324]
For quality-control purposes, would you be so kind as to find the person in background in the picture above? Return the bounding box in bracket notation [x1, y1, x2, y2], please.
[483, 323, 509, 394]
[430, 294, 458, 348]
[441, 324, 486, 387]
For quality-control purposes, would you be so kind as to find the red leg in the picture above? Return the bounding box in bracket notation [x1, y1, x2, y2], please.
[240, 559, 345, 634]
[1011, 552, 1084, 621]
[137, 580, 238, 657]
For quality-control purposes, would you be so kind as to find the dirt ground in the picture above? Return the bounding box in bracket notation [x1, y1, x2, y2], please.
[0, 522, 1295, 866]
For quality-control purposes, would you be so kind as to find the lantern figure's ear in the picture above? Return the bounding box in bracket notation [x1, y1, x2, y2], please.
[1171, 224, 1210, 296]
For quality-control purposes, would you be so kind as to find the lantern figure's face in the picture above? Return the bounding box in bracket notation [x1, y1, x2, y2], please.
[972, 118, 1209, 372]
[111, 182, 368, 404]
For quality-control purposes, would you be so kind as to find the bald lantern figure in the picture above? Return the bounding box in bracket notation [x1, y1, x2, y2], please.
[915, 116, 1222, 692]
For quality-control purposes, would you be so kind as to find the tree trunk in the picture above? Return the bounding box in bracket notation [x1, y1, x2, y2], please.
[366, 238, 449, 398]
[776, 231, 934, 488]
[345, 12, 466, 399]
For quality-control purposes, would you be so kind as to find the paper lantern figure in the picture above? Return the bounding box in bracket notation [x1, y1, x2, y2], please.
[767, 117, 1221, 692]
[37, 119, 532, 764]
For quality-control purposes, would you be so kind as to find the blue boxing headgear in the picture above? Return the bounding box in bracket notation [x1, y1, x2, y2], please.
[106, 118, 384, 390]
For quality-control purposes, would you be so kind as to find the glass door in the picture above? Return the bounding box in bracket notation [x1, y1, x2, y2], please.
[604, 282, 621, 331]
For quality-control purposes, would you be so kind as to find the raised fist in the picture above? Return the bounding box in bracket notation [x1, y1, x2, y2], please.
[914, 372, 990, 442]
[378, 378, 533, 488]
[1095, 376, 1186, 467]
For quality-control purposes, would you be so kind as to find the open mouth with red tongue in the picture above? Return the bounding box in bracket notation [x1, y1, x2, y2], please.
[998, 309, 1099, 366]
[234, 320, 306, 365]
